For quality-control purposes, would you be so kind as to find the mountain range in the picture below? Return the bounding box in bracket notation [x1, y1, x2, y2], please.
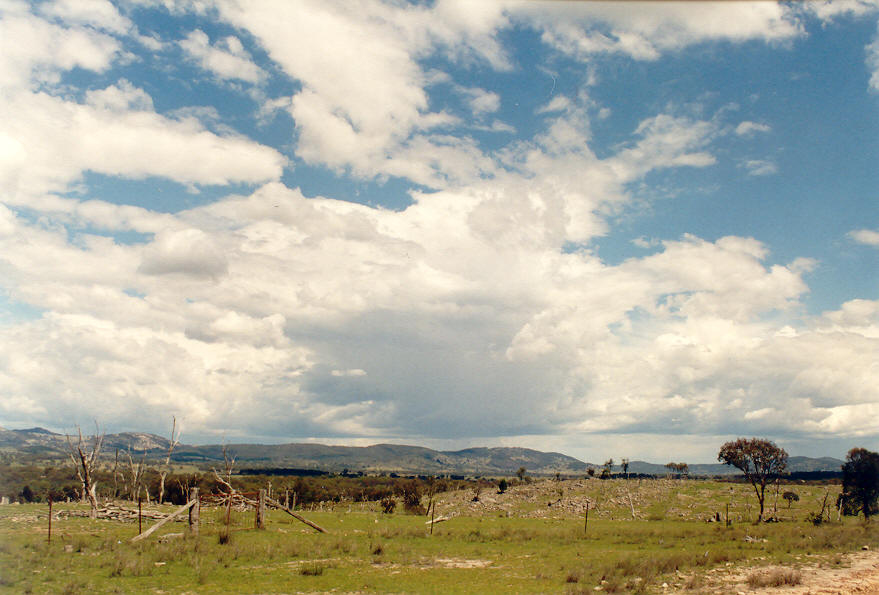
[0, 427, 844, 477]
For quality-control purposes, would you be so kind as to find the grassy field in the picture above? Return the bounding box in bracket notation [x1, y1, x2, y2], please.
[1, 479, 877, 594]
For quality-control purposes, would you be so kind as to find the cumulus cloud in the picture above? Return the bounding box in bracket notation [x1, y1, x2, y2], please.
[849, 228, 879, 246]
[40, 0, 132, 34]
[139, 228, 229, 278]
[179, 29, 265, 83]
[0, 5, 286, 203]
[460, 87, 501, 115]
[0, 87, 286, 199]
[804, 0, 879, 22]
[0, 0, 877, 454]
[513, 2, 802, 62]
[0, 3, 120, 91]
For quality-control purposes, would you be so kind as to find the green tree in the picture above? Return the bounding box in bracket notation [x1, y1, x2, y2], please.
[841, 448, 879, 521]
[718, 438, 788, 523]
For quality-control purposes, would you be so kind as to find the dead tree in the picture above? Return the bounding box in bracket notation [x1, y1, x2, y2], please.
[212, 443, 236, 495]
[66, 423, 104, 518]
[213, 444, 236, 541]
[112, 448, 121, 499]
[126, 445, 148, 502]
[157, 416, 182, 504]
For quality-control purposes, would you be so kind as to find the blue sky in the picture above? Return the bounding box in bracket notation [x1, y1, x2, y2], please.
[0, 0, 877, 463]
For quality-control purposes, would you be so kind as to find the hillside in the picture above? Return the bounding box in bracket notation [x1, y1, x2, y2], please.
[0, 427, 844, 476]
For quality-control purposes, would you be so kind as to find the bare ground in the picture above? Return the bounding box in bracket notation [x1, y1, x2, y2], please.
[684, 549, 879, 594]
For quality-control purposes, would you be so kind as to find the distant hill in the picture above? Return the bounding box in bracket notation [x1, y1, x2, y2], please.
[625, 456, 845, 476]
[0, 427, 845, 477]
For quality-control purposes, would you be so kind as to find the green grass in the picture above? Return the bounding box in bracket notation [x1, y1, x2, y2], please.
[1, 481, 877, 594]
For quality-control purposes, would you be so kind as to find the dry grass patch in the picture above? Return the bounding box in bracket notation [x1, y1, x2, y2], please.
[746, 566, 803, 588]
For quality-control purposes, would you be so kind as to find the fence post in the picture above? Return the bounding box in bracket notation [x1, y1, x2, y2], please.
[256, 489, 266, 530]
[584, 501, 589, 534]
[48, 497, 52, 545]
[188, 488, 199, 536]
[138, 495, 142, 535]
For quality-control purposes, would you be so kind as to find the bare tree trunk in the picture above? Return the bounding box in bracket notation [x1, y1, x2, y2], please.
[66, 423, 104, 518]
[158, 416, 181, 505]
[126, 446, 148, 502]
[112, 448, 119, 499]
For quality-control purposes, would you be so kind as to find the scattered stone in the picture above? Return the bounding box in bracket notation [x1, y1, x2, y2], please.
[158, 532, 183, 542]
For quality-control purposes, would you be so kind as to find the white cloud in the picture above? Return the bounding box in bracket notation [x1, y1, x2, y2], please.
[461, 87, 501, 115]
[1, 1, 877, 452]
[868, 23, 879, 92]
[0, 84, 286, 200]
[1, 171, 877, 444]
[804, 0, 879, 22]
[0, 6, 286, 202]
[514, 2, 802, 62]
[179, 29, 264, 83]
[537, 95, 571, 114]
[139, 228, 229, 278]
[735, 121, 771, 136]
[743, 159, 778, 176]
[40, 0, 132, 34]
[849, 228, 879, 246]
[0, 3, 120, 91]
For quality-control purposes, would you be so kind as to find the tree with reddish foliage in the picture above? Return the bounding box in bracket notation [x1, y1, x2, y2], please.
[718, 438, 788, 523]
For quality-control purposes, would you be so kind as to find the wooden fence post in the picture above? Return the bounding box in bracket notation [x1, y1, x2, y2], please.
[138, 495, 142, 535]
[256, 489, 266, 529]
[584, 501, 589, 534]
[47, 497, 52, 545]
[188, 488, 199, 536]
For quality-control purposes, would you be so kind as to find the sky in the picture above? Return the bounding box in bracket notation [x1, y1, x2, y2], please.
[0, 0, 877, 464]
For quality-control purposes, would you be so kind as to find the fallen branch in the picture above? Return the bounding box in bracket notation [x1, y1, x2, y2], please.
[426, 516, 450, 525]
[131, 498, 196, 543]
[265, 496, 327, 534]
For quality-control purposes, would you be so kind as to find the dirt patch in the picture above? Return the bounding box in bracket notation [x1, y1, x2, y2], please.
[432, 558, 493, 568]
[682, 549, 879, 594]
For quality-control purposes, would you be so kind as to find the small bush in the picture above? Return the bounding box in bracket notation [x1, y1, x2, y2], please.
[380, 497, 396, 514]
[300, 562, 326, 576]
[746, 568, 802, 588]
[805, 511, 824, 526]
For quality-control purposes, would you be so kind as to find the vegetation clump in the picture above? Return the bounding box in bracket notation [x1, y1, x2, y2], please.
[746, 567, 802, 588]
[840, 448, 879, 521]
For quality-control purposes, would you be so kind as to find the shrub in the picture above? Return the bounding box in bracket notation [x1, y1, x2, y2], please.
[380, 497, 396, 514]
[746, 568, 802, 588]
[300, 562, 325, 576]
